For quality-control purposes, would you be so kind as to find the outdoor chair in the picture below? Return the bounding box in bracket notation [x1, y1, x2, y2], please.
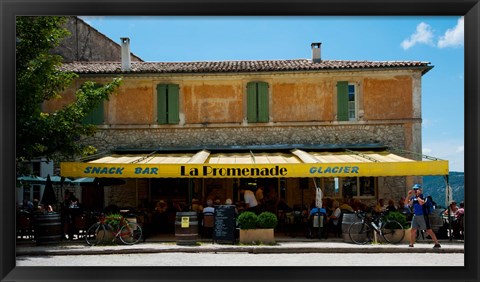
[72, 214, 88, 239]
[202, 212, 215, 239]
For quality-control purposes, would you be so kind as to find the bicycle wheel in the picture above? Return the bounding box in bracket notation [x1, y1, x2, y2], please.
[119, 222, 143, 245]
[85, 223, 106, 246]
[349, 222, 371, 244]
[381, 220, 404, 244]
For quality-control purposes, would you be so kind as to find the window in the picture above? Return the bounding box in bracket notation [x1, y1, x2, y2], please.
[342, 177, 376, 198]
[337, 81, 357, 121]
[347, 84, 357, 120]
[82, 101, 104, 125]
[247, 82, 269, 123]
[157, 84, 180, 124]
[82, 83, 105, 125]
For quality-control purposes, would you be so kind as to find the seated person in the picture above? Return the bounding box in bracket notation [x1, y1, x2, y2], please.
[452, 201, 465, 239]
[385, 199, 397, 213]
[307, 206, 327, 238]
[202, 199, 215, 237]
[374, 198, 386, 214]
[339, 200, 354, 213]
[203, 199, 215, 214]
[225, 198, 238, 215]
[326, 200, 342, 237]
[191, 198, 203, 213]
[155, 200, 167, 213]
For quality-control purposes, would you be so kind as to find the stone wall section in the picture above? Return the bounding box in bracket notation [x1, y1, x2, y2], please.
[83, 123, 407, 153]
[104, 181, 137, 208]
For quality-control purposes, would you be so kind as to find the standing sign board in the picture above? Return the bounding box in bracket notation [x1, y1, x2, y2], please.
[213, 205, 236, 244]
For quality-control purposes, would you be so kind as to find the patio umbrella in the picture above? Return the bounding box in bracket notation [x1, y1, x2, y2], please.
[41, 174, 57, 207]
[49, 175, 72, 185]
[17, 175, 46, 185]
[72, 177, 126, 186]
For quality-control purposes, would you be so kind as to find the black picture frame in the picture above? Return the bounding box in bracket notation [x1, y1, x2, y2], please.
[1, 1, 478, 281]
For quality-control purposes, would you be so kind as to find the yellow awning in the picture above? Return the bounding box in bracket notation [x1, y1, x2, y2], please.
[60, 149, 449, 179]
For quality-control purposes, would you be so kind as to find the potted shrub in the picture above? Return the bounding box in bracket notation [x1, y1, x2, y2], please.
[380, 211, 410, 243]
[238, 211, 277, 245]
[100, 213, 123, 242]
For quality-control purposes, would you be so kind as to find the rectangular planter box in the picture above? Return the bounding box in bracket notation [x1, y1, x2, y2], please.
[239, 229, 275, 245]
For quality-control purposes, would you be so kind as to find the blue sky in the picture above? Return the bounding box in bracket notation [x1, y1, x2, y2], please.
[81, 16, 464, 172]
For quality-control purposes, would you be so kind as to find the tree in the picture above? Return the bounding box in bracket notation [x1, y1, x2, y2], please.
[16, 16, 122, 165]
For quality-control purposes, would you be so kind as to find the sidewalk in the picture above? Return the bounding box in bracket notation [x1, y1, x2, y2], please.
[16, 237, 464, 256]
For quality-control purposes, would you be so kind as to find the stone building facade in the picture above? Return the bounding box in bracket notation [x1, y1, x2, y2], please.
[47, 39, 435, 212]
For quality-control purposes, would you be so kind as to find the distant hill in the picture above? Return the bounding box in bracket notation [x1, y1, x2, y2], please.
[422, 172, 464, 208]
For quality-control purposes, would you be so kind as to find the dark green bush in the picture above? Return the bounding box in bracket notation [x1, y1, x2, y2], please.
[385, 211, 409, 229]
[237, 211, 258, 229]
[257, 211, 278, 229]
[105, 213, 123, 230]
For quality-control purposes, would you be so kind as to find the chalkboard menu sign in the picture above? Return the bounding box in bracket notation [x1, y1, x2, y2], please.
[213, 205, 236, 244]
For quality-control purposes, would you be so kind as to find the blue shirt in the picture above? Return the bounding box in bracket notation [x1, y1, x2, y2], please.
[309, 207, 327, 216]
[411, 194, 425, 216]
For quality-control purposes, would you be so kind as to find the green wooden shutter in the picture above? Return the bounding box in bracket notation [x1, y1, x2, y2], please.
[247, 82, 258, 122]
[157, 84, 168, 124]
[83, 102, 104, 125]
[337, 81, 349, 121]
[167, 84, 180, 124]
[257, 82, 269, 122]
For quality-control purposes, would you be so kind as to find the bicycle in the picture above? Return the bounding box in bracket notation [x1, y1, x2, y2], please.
[85, 213, 143, 246]
[348, 211, 404, 244]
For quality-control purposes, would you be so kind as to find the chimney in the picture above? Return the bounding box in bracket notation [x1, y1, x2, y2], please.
[121, 37, 131, 71]
[311, 42, 321, 63]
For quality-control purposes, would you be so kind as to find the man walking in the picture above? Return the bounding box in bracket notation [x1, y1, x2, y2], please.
[404, 184, 441, 248]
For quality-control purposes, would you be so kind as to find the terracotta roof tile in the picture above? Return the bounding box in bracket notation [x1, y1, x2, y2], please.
[59, 59, 432, 74]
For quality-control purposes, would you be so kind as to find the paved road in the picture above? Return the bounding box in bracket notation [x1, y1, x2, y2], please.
[16, 252, 464, 267]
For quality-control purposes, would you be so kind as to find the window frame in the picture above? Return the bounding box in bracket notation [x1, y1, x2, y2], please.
[347, 83, 358, 121]
[320, 177, 376, 199]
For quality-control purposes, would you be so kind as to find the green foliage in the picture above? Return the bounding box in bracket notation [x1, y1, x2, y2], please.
[257, 211, 278, 229]
[237, 211, 278, 229]
[105, 213, 123, 230]
[15, 16, 122, 163]
[384, 211, 409, 229]
[237, 211, 258, 230]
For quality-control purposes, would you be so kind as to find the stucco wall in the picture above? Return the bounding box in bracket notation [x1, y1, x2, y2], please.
[183, 82, 244, 124]
[363, 76, 413, 120]
[43, 69, 422, 156]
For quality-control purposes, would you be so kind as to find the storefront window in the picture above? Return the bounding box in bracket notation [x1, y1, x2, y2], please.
[322, 178, 341, 198]
[341, 177, 376, 198]
[359, 177, 375, 196]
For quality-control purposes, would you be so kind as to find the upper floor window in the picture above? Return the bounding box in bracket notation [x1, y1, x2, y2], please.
[157, 84, 180, 124]
[336, 81, 357, 121]
[82, 101, 104, 125]
[246, 81, 269, 123]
